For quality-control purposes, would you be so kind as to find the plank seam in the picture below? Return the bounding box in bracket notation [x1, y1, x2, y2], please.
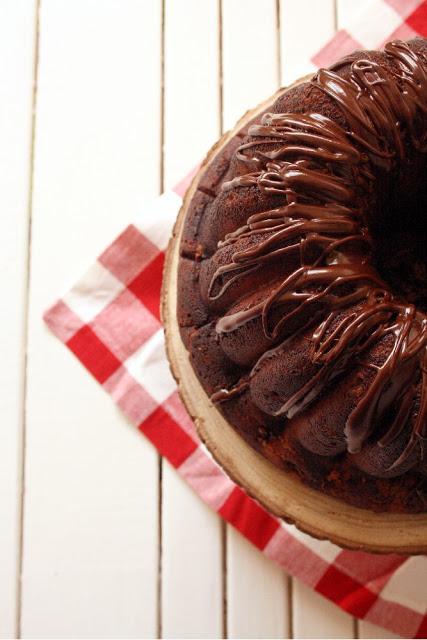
[354, 615, 360, 638]
[160, 0, 166, 196]
[16, 1, 41, 637]
[221, 521, 228, 639]
[276, 0, 282, 88]
[287, 574, 294, 639]
[218, 0, 224, 137]
[158, 2, 166, 637]
[157, 455, 163, 640]
[333, 0, 339, 32]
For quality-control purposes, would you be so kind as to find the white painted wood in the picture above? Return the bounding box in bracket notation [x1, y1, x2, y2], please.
[22, 1, 161, 637]
[220, 3, 294, 638]
[162, 463, 223, 639]
[163, 0, 220, 189]
[279, 0, 336, 85]
[227, 529, 290, 639]
[0, 1, 36, 637]
[221, 0, 279, 131]
[162, 1, 223, 638]
[293, 580, 354, 639]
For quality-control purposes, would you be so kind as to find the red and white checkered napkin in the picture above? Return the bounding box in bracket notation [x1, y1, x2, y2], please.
[45, 2, 427, 636]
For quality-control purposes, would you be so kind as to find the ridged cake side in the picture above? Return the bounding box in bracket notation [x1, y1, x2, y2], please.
[177, 38, 427, 513]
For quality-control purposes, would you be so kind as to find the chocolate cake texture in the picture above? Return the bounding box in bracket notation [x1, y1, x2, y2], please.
[177, 38, 427, 512]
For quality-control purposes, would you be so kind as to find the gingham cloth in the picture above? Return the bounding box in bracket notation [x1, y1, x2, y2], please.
[45, 1, 427, 637]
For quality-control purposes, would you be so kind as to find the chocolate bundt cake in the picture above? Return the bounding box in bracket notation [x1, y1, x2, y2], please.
[176, 38, 427, 513]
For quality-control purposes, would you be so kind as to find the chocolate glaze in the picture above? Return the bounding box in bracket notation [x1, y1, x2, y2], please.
[209, 40, 427, 469]
[210, 380, 249, 403]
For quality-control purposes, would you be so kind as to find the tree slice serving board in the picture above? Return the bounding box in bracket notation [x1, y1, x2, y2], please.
[161, 80, 427, 555]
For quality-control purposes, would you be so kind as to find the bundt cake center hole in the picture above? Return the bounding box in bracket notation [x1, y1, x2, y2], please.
[372, 183, 427, 313]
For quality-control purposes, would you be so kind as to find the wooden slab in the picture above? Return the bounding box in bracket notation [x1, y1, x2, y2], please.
[162, 84, 427, 556]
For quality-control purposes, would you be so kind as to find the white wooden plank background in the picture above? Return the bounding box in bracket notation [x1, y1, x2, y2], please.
[23, 2, 161, 637]
[0, 2, 37, 637]
[162, 2, 223, 638]
[0, 0, 400, 638]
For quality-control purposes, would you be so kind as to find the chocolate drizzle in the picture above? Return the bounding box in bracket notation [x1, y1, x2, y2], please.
[210, 380, 249, 403]
[209, 40, 427, 468]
